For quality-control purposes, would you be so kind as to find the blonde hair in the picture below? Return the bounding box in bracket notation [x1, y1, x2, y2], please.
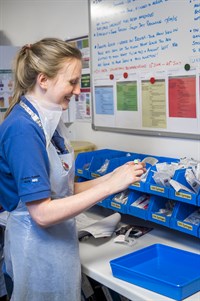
[5, 37, 82, 118]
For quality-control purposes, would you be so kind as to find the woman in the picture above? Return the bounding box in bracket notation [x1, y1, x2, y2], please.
[0, 38, 146, 301]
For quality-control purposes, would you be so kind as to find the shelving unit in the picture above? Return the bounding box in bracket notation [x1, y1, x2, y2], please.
[75, 149, 200, 238]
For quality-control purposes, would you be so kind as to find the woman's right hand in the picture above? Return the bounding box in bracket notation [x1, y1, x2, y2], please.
[105, 161, 146, 195]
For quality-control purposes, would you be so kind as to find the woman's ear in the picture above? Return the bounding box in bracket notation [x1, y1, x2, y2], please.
[37, 73, 48, 90]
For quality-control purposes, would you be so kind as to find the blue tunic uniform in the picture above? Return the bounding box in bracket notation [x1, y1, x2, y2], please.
[0, 97, 81, 301]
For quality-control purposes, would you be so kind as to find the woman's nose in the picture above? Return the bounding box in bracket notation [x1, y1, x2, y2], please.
[73, 84, 81, 96]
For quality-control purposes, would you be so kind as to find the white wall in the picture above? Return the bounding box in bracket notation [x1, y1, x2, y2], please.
[70, 122, 200, 160]
[1, 0, 199, 160]
[0, 0, 88, 45]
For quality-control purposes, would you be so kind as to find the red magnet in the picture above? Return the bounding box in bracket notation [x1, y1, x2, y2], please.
[150, 77, 156, 84]
[123, 72, 128, 79]
[109, 74, 114, 80]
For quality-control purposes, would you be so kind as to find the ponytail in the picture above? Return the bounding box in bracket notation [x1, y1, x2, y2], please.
[4, 38, 82, 118]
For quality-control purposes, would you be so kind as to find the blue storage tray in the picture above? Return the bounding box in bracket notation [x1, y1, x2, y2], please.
[147, 196, 176, 227]
[89, 151, 134, 178]
[169, 169, 199, 205]
[170, 202, 200, 237]
[75, 149, 127, 179]
[107, 191, 130, 214]
[146, 157, 180, 198]
[146, 165, 171, 198]
[130, 155, 178, 193]
[127, 191, 151, 220]
[110, 244, 200, 300]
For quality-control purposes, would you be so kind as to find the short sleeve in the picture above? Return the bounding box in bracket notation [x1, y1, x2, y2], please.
[3, 124, 51, 203]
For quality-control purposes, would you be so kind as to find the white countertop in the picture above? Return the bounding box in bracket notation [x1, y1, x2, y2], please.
[79, 206, 200, 301]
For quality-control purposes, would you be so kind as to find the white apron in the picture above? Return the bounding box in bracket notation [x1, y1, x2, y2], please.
[4, 99, 81, 301]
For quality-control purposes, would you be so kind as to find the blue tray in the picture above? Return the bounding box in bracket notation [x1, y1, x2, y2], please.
[110, 244, 200, 300]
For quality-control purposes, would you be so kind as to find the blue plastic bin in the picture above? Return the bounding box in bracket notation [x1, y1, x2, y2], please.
[110, 244, 200, 301]
[75, 149, 111, 179]
[89, 150, 134, 178]
[146, 169, 171, 197]
[75, 149, 128, 179]
[147, 195, 176, 227]
[127, 190, 151, 220]
[169, 169, 199, 205]
[107, 190, 131, 214]
[146, 156, 179, 198]
[170, 202, 200, 237]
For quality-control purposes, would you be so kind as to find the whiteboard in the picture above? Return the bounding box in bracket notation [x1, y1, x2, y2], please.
[89, 0, 200, 139]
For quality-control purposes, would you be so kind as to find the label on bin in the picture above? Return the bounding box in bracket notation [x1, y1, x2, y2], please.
[175, 192, 192, 200]
[152, 214, 166, 223]
[177, 221, 193, 231]
[91, 173, 101, 178]
[131, 182, 140, 187]
[111, 202, 121, 209]
[150, 185, 164, 193]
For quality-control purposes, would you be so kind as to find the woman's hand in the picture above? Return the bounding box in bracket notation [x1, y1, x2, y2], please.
[105, 161, 146, 195]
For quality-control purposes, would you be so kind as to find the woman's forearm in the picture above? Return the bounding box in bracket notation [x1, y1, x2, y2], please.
[27, 162, 146, 227]
[27, 180, 112, 227]
[74, 172, 112, 194]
